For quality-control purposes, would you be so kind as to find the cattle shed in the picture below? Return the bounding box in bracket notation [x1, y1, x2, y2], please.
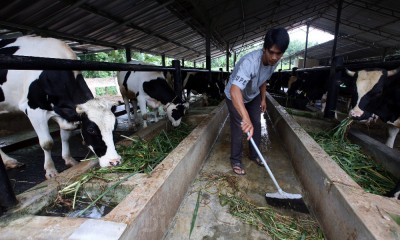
[1, 0, 400, 65]
[1, 1, 400, 240]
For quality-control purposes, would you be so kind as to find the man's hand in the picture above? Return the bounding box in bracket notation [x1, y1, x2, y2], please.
[260, 100, 267, 113]
[241, 120, 253, 140]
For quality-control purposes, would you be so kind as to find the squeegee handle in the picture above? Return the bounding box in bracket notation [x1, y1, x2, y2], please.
[247, 132, 283, 194]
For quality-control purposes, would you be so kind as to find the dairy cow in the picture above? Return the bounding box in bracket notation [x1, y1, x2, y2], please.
[346, 67, 400, 148]
[286, 68, 354, 112]
[385, 181, 400, 199]
[0, 36, 121, 179]
[117, 61, 188, 128]
[181, 71, 223, 105]
[163, 70, 224, 106]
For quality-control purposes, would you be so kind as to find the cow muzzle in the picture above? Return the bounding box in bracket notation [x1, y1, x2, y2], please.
[99, 155, 122, 167]
[349, 110, 377, 124]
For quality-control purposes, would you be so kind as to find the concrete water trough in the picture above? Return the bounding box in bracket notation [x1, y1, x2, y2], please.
[1, 94, 399, 239]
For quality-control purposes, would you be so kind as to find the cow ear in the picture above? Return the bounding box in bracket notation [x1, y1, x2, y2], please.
[345, 68, 356, 77]
[387, 67, 400, 77]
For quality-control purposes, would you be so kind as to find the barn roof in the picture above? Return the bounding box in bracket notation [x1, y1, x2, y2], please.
[1, 0, 399, 64]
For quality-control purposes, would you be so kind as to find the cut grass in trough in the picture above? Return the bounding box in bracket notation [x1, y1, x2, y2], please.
[310, 117, 397, 195]
[58, 122, 195, 217]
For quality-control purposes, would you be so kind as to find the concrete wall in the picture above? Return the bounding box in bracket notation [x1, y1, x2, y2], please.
[267, 93, 400, 239]
[0, 102, 228, 240]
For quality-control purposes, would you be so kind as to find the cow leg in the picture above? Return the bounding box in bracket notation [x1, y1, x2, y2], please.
[0, 149, 24, 169]
[27, 109, 58, 179]
[60, 129, 79, 167]
[122, 96, 134, 128]
[186, 90, 191, 102]
[131, 99, 139, 125]
[137, 97, 148, 128]
[203, 94, 209, 106]
[385, 125, 399, 148]
[153, 107, 159, 123]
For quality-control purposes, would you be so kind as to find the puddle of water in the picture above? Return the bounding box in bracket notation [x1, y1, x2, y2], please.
[37, 195, 116, 219]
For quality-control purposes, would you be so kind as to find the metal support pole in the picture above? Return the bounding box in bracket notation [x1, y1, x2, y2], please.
[303, 23, 310, 68]
[181, 58, 185, 68]
[206, 28, 212, 83]
[233, 51, 237, 67]
[161, 54, 166, 67]
[0, 159, 18, 216]
[125, 47, 131, 62]
[324, 0, 343, 119]
[172, 60, 182, 100]
[194, 61, 196, 68]
[226, 43, 230, 72]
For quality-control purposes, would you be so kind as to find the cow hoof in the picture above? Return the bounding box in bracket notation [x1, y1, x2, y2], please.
[46, 169, 59, 179]
[4, 159, 25, 169]
[64, 157, 79, 167]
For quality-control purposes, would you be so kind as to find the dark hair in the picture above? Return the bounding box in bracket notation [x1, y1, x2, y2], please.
[263, 27, 290, 53]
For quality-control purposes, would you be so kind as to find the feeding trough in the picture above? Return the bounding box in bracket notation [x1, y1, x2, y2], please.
[0, 102, 227, 239]
[267, 94, 400, 239]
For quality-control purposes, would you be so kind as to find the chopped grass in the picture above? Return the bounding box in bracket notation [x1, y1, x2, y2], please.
[219, 194, 324, 240]
[331, 117, 353, 141]
[196, 172, 324, 240]
[58, 122, 195, 216]
[310, 121, 396, 195]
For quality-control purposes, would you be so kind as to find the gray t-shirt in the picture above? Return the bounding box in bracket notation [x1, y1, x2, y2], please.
[224, 49, 278, 103]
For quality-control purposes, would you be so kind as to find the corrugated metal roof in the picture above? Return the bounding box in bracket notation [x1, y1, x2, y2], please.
[1, 0, 399, 64]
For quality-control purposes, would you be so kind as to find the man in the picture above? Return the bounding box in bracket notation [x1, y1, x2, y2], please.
[224, 27, 290, 175]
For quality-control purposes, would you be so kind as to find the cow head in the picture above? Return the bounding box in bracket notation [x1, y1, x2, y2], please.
[76, 98, 122, 167]
[163, 100, 188, 127]
[345, 67, 400, 123]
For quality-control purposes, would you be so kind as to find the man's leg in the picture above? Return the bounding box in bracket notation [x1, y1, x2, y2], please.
[225, 99, 245, 174]
[246, 94, 262, 160]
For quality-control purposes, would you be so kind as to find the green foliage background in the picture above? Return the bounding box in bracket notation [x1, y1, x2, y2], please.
[78, 39, 315, 78]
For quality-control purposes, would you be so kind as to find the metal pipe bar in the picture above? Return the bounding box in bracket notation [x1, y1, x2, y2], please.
[0, 54, 272, 73]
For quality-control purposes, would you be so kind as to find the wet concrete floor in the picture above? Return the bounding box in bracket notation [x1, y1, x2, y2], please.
[164, 111, 311, 239]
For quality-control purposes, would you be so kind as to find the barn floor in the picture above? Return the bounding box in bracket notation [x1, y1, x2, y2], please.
[163, 110, 311, 239]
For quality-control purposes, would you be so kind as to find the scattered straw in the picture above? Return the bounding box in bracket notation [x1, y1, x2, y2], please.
[196, 172, 324, 240]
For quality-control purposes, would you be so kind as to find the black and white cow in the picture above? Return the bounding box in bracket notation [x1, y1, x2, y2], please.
[286, 68, 353, 112]
[346, 67, 400, 148]
[385, 181, 400, 199]
[346, 67, 400, 200]
[183, 72, 222, 104]
[117, 60, 188, 128]
[0, 36, 121, 179]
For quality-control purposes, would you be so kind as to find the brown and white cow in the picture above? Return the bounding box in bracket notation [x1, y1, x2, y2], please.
[0, 36, 121, 179]
[346, 67, 400, 148]
[117, 61, 188, 128]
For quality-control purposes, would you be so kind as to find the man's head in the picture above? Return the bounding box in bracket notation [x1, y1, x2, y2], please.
[262, 28, 290, 66]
